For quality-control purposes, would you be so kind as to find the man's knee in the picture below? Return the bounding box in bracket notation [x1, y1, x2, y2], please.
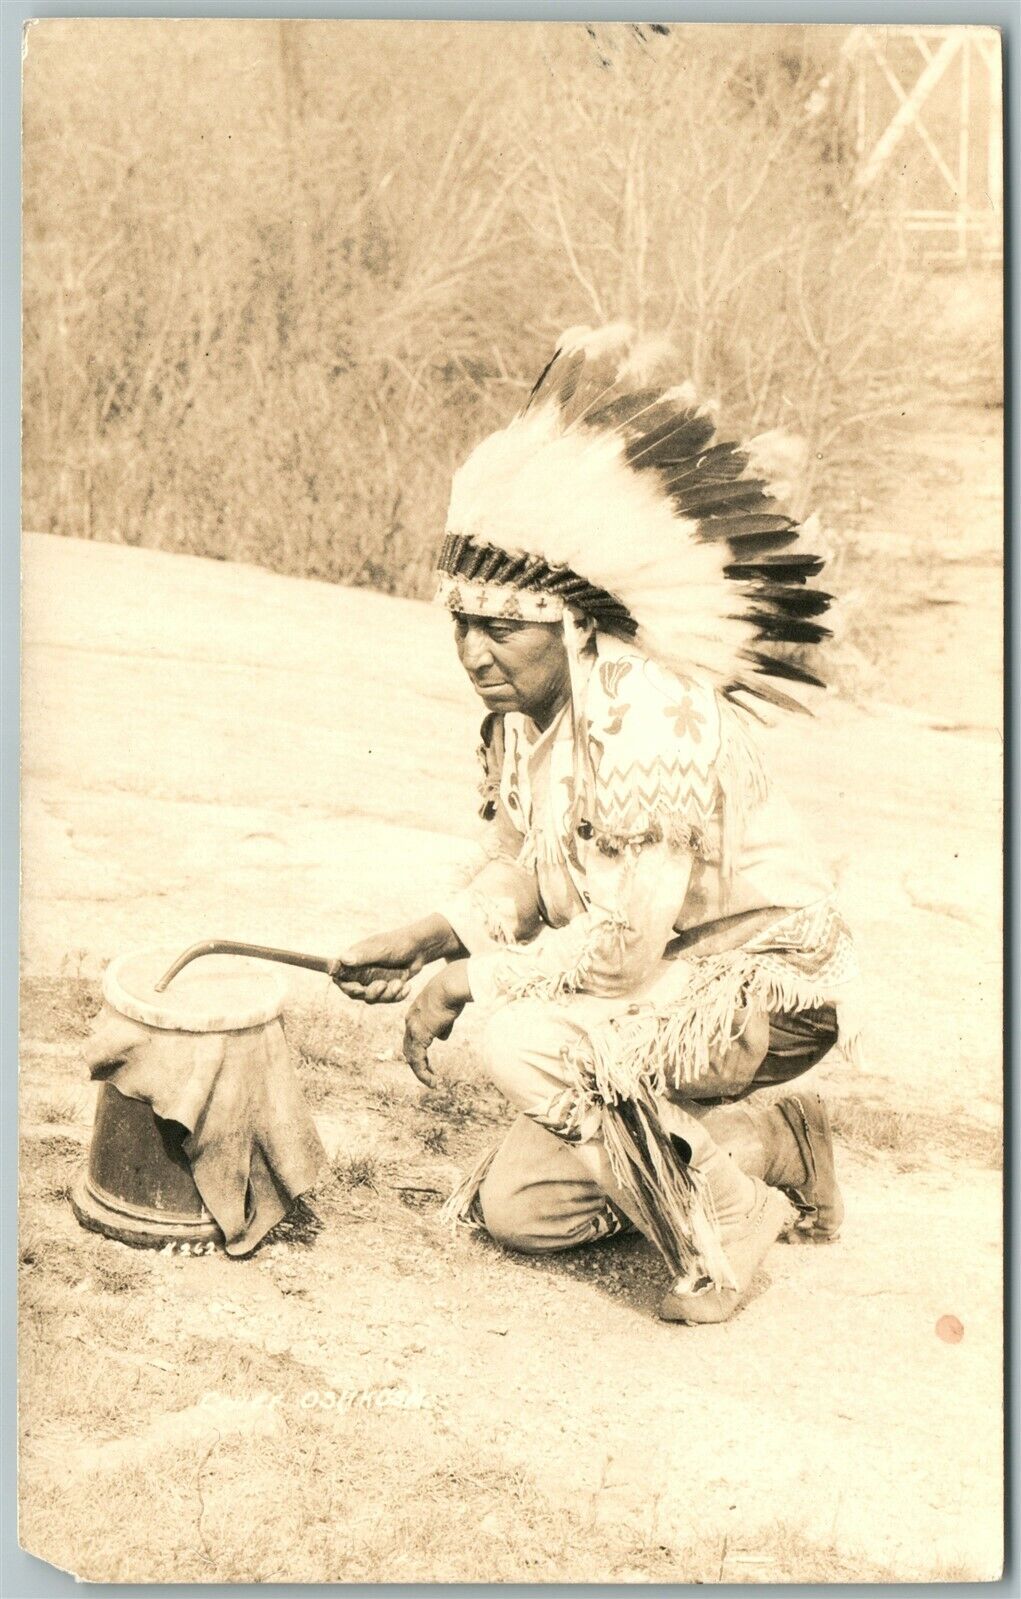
[476, 1114, 612, 1253]
[476, 1165, 537, 1252]
[477, 1156, 614, 1254]
[753, 1004, 841, 1087]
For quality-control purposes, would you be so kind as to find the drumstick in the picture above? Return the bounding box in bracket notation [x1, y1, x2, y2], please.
[152, 939, 407, 993]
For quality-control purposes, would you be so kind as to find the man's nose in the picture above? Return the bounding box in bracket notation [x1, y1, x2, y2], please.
[460, 626, 494, 671]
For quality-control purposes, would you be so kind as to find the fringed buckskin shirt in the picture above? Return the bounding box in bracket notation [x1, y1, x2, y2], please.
[441, 635, 857, 1087]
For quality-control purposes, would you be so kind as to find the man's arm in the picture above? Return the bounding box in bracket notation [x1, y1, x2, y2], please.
[398, 837, 692, 1086]
[463, 838, 693, 1006]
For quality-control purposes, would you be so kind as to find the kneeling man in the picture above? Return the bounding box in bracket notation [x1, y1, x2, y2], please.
[336, 330, 857, 1324]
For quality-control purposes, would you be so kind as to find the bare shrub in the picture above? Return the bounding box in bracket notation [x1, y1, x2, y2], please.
[23, 21, 956, 595]
[502, 26, 930, 514]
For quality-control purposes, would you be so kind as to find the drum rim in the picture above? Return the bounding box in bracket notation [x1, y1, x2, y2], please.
[103, 948, 288, 1033]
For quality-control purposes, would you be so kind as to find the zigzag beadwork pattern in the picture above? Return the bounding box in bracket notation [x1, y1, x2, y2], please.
[592, 759, 719, 838]
[586, 652, 722, 843]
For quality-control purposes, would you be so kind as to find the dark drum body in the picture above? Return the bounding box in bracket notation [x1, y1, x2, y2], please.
[71, 1082, 219, 1246]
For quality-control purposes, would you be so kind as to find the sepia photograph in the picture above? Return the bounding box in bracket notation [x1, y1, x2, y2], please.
[18, 16, 1004, 1585]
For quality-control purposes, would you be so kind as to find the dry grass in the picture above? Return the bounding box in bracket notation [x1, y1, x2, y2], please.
[33, 1091, 84, 1126]
[22, 18, 983, 612]
[286, 1016, 347, 1108]
[419, 1122, 449, 1155]
[19, 1198, 925, 1587]
[328, 1151, 382, 1191]
[18, 1276, 955, 1589]
[20, 970, 103, 1043]
[21, 1402, 922, 1586]
[829, 1095, 1001, 1172]
[419, 1072, 493, 1127]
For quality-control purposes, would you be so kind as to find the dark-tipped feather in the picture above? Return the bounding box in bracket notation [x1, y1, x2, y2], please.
[726, 678, 813, 716]
[724, 554, 825, 583]
[524, 348, 584, 415]
[625, 413, 716, 469]
[557, 351, 585, 409]
[720, 529, 801, 559]
[742, 612, 832, 645]
[523, 350, 559, 409]
[583, 391, 663, 431]
[743, 650, 826, 688]
[664, 442, 749, 484]
[742, 582, 832, 617]
[672, 484, 773, 518]
[704, 512, 797, 539]
[666, 472, 763, 498]
[721, 685, 775, 724]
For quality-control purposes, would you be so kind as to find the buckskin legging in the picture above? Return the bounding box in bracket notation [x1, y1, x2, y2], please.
[474, 983, 838, 1255]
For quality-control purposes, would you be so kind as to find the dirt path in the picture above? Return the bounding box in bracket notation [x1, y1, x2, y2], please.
[18, 404, 1003, 1582]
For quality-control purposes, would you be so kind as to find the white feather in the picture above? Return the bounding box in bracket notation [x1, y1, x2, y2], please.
[744, 429, 808, 501]
[618, 334, 675, 385]
[556, 321, 634, 360]
[660, 381, 699, 408]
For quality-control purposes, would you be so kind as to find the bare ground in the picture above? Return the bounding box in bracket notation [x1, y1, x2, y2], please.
[18, 402, 1003, 1583]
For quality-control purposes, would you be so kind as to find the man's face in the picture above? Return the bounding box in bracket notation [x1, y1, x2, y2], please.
[453, 613, 571, 724]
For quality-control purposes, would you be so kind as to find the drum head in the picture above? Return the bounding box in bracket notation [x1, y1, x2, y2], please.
[103, 948, 287, 1033]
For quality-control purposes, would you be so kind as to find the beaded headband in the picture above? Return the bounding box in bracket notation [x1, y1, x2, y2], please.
[434, 533, 638, 635]
[435, 574, 565, 623]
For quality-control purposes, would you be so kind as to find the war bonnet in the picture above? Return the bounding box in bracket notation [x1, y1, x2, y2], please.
[436, 324, 832, 719]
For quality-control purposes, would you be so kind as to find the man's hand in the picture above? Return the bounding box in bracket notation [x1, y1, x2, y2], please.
[332, 915, 463, 1005]
[402, 961, 471, 1088]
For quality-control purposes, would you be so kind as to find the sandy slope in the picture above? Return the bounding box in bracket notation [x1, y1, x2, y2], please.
[22, 527, 1002, 1119]
[19, 501, 1003, 1578]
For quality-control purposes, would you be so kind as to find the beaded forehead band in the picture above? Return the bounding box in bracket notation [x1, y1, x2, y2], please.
[435, 574, 564, 624]
[434, 533, 638, 633]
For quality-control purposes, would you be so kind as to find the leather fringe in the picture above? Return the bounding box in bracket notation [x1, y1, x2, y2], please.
[438, 1140, 502, 1232]
[598, 1091, 736, 1290]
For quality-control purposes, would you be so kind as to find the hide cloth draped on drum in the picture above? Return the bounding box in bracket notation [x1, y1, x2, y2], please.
[75, 950, 326, 1254]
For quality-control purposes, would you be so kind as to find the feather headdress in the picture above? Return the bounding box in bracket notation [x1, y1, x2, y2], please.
[436, 325, 831, 715]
